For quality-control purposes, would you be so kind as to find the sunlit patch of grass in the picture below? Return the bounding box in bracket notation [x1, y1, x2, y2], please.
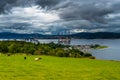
[0, 55, 119, 80]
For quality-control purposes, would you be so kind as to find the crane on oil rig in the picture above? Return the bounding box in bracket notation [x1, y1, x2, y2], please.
[58, 30, 71, 45]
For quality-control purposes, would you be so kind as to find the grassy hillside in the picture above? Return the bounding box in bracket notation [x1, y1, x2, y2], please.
[0, 55, 120, 80]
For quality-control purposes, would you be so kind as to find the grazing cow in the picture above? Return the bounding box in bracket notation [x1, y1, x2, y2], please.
[7, 54, 11, 56]
[34, 57, 42, 61]
[24, 57, 27, 60]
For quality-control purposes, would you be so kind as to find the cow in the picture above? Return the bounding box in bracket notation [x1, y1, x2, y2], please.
[34, 57, 42, 61]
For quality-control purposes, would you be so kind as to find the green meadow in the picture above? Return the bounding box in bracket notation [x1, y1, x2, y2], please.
[0, 55, 120, 80]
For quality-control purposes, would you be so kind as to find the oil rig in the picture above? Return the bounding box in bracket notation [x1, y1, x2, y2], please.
[58, 30, 71, 45]
[24, 33, 39, 44]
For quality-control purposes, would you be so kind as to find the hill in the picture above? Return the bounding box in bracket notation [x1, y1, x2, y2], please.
[0, 32, 43, 39]
[0, 32, 120, 39]
[71, 32, 120, 39]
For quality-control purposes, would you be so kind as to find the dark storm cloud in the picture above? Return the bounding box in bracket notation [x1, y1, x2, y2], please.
[0, 0, 120, 34]
[36, 0, 62, 9]
[0, 0, 63, 13]
[0, 0, 38, 13]
[0, 0, 16, 13]
[59, 3, 113, 23]
[0, 0, 119, 23]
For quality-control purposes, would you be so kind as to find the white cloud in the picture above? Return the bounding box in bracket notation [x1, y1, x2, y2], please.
[107, 13, 120, 19]
[71, 29, 87, 33]
[0, 5, 60, 33]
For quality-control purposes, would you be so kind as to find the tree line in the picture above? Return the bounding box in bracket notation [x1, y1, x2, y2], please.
[0, 41, 94, 58]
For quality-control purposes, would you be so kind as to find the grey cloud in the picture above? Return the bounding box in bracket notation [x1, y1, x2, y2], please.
[6, 23, 31, 30]
[58, 1, 114, 23]
[0, 0, 64, 13]
[0, 0, 120, 34]
[0, 0, 37, 13]
[0, 0, 119, 23]
[36, 0, 62, 9]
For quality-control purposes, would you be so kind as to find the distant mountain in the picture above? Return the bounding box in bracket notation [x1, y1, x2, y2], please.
[0, 32, 43, 39]
[0, 32, 120, 39]
[71, 32, 120, 39]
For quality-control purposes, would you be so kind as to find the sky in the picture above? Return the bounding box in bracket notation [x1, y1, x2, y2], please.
[0, 0, 120, 34]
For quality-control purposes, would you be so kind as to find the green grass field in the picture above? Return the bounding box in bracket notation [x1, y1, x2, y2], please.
[0, 55, 120, 80]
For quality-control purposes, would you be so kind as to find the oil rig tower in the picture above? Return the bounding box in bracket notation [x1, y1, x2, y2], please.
[58, 30, 71, 45]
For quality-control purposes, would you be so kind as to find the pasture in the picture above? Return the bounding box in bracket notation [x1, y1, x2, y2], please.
[0, 54, 120, 80]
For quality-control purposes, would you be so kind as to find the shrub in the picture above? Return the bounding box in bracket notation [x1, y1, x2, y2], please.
[0, 43, 9, 53]
[75, 54, 83, 58]
[48, 49, 58, 56]
[28, 48, 35, 55]
[79, 51, 84, 56]
[56, 52, 64, 57]
[63, 52, 69, 57]
[7, 53, 11, 56]
[56, 50, 64, 57]
[89, 56, 96, 59]
[9, 43, 20, 53]
[34, 50, 42, 55]
[84, 53, 92, 57]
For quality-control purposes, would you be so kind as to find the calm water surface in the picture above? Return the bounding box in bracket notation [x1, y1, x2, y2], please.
[38, 39, 120, 60]
[71, 39, 120, 61]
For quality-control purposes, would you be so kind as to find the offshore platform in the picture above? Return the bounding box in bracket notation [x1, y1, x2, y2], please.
[58, 30, 71, 45]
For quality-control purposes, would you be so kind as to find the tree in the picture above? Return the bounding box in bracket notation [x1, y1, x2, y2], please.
[27, 48, 35, 55]
[55, 48, 65, 57]
[0, 43, 8, 53]
[9, 43, 19, 53]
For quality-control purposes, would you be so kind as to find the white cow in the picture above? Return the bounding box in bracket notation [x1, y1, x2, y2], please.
[34, 57, 42, 61]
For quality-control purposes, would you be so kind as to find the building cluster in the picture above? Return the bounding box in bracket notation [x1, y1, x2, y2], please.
[72, 45, 91, 51]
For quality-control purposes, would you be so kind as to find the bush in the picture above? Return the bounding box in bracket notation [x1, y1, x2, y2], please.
[84, 53, 92, 57]
[56, 52, 64, 57]
[27, 48, 35, 55]
[64, 52, 69, 57]
[75, 54, 83, 58]
[56, 50, 64, 57]
[9, 43, 20, 53]
[79, 51, 84, 56]
[34, 50, 42, 55]
[0, 43, 8, 53]
[7, 53, 11, 56]
[89, 56, 96, 59]
[48, 49, 55, 56]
